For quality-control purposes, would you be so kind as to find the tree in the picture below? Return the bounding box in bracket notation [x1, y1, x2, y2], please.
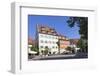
[31, 46, 39, 53]
[77, 39, 85, 48]
[67, 17, 88, 40]
[56, 41, 60, 54]
[77, 39, 87, 53]
[44, 46, 49, 55]
[65, 46, 75, 54]
[65, 46, 72, 51]
[67, 17, 88, 53]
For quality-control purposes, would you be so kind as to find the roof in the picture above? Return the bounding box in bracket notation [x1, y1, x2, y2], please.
[37, 24, 58, 36]
[70, 39, 80, 44]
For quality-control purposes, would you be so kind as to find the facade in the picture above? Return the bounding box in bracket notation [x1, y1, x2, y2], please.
[39, 33, 58, 54]
[37, 25, 59, 54]
[70, 39, 80, 53]
[70, 39, 79, 48]
[36, 24, 70, 54]
[58, 36, 70, 53]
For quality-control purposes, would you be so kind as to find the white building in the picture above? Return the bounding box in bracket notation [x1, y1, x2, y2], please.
[38, 33, 59, 54]
[36, 25, 70, 55]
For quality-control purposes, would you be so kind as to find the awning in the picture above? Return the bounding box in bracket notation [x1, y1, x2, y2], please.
[28, 50, 37, 54]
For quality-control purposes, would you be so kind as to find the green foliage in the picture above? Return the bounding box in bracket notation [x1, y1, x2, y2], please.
[44, 46, 49, 55]
[31, 46, 39, 52]
[77, 39, 86, 49]
[67, 17, 88, 40]
[56, 42, 60, 46]
[56, 41, 60, 54]
[65, 46, 72, 51]
[67, 17, 88, 53]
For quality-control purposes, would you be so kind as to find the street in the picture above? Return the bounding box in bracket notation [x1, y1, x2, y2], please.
[29, 52, 88, 60]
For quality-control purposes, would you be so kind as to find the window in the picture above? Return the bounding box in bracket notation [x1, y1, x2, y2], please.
[41, 40, 43, 43]
[45, 35, 47, 38]
[48, 35, 50, 38]
[45, 46, 48, 48]
[49, 41, 51, 43]
[52, 46, 55, 48]
[49, 36, 51, 39]
[45, 35, 48, 38]
[56, 37, 58, 39]
[40, 35, 43, 37]
[52, 36, 54, 39]
[56, 46, 58, 49]
[41, 46, 43, 48]
[53, 41, 55, 44]
[45, 41, 47, 43]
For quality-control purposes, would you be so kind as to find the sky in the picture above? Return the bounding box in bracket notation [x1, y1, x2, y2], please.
[28, 15, 80, 40]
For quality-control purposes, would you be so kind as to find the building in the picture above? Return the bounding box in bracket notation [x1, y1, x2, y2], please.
[36, 24, 59, 54]
[58, 35, 70, 53]
[36, 24, 70, 54]
[70, 39, 79, 47]
[70, 39, 80, 53]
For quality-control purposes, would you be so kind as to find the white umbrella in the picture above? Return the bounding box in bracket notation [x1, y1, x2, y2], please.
[60, 49, 66, 53]
[28, 49, 37, 54]
[28, 45, 32, 48]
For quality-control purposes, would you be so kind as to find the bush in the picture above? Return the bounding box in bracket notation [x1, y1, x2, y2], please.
[77, 39, 87, 53]
[31, 46, 39, 53]
[44, 46, 49, 55]
[66, 46, 72, 51]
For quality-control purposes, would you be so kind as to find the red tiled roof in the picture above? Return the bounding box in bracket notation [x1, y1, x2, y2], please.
[70, 39, 79, 45]
[37, 24, 68, 40]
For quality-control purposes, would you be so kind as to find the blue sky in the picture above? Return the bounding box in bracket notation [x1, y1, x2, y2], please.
[28, 15, 80, 39]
